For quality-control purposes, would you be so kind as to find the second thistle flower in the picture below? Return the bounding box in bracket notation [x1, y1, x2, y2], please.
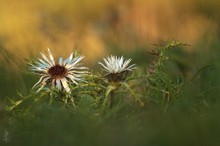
[98, 55, 136, 82]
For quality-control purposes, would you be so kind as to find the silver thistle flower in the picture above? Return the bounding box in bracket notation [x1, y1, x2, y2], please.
[30, 48, 87, 93]
[98, 55, 136, 82]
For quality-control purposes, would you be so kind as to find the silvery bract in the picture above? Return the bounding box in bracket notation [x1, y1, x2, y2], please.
[98, 55, 136, 81]
[30, 48, 87, 93]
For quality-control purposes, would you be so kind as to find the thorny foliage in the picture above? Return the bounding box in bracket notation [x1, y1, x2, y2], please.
[5, 41, 187, 117]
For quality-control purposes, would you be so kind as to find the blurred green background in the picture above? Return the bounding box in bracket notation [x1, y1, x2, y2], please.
[0, 0, 220, 145]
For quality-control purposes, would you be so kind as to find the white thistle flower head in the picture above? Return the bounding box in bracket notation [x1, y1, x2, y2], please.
[30, 48, 88, 93]
[98, 55, 136, 82]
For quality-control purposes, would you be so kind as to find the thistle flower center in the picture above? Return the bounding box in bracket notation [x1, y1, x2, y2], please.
[106, 71, 130, 82]
[48, 64, 67, 79]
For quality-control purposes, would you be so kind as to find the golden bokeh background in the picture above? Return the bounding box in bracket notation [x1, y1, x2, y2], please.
[0, 0, 219, 64]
